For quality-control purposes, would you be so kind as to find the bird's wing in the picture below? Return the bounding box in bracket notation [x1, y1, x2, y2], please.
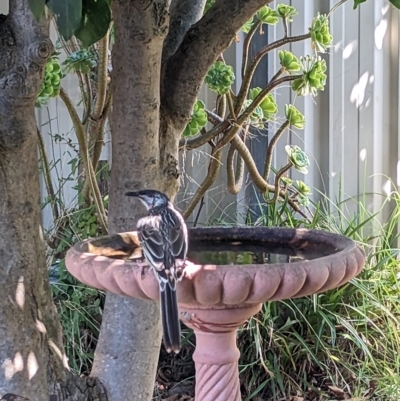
[167, 209, 188, 261]
[137, 215, 165, 271]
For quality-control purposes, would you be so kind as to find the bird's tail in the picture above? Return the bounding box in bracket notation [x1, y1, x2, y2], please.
[160, 282, 181, 354]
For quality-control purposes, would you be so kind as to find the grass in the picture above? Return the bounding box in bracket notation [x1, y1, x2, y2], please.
[233, 188, 400, 400]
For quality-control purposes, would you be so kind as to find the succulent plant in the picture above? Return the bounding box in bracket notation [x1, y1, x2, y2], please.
[310, 13, 333, 53]
[285, 104, 306, 129]
[182, 100, 208, 137]
[276, 4, 298, 21]
[205, 61, 235, 95]
[63, 49, 97, 74]
[279, 50, 301, 73]
[292, 55, 327, 97]
[285, 145, 310, 174]
[37, 57, 63, 106]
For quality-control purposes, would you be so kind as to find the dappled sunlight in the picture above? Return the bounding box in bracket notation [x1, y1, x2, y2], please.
[35, 319, 47, 334]
[342, 40, 357, 60]
[333, 39, 343, 53]
[1, 351, 40, 381]
[375, 19, 388, 50]
[1, 352, 24, 380]
[183, 261, 217, 279]
[350, 71, 369, 108]
[360, 148, 367, 162]
[15, 276, 25, 309]
[27, 352, 38, 380]
[383, 179, 392, 197]
[381, 3, 390, 15]
[48, 340, 69, 369]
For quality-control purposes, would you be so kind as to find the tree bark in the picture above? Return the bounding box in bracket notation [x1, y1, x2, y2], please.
[90, 1, 169, 400]
[0, 2, 106, 400]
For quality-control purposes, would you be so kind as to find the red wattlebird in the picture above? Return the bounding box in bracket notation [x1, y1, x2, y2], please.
[125, 189, 188, 353]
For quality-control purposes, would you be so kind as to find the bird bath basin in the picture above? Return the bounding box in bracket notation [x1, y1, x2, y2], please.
[65, 226, 365, 401]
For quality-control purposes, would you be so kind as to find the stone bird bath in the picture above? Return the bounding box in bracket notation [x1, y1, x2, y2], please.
[65, 227, 365, 401]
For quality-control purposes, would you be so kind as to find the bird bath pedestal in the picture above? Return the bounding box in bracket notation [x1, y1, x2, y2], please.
[65, 227, 365, 401]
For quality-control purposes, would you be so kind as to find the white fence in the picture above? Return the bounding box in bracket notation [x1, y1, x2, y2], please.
[28, 1, 400, 228]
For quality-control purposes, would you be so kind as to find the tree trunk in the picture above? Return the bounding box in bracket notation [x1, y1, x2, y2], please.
[90, 1, 174, 400]
[0, 2, 106, 400]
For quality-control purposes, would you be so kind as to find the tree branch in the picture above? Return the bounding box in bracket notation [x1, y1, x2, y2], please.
[59, 87, 108, 231]
[182, 149, 223, 219]
[91, 30, 110, 121]
[179, 119, 230, 150]
[265, 161, 292, 204]
[235, 33, 311, 115]
[264, 119, 289, 180]
[37, 126, 59, 222]
[162, 0, 207, 63]
[241, 20, 261, 79]
[231, 135, 308, 219]
[227, 126, 248, 195]
[161, 0, 273, 130]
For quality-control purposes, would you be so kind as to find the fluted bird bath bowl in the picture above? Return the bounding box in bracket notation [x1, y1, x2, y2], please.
[65, 227, 365, 401]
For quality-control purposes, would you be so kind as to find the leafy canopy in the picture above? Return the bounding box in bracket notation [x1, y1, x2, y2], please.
[28, 0, 111, 48]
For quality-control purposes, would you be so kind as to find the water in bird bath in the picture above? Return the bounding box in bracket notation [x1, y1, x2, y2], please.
[187, 240, 339, 265]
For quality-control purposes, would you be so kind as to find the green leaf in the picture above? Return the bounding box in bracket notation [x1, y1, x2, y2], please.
[353, 0, 367, 9]
[28, 0, 46, 21]
[389, 0, 400, 8]
[74, 0, 111, 48]
[47, 0, 83, 40]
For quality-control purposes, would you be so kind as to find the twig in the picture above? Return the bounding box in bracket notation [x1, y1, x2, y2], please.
[282, 17, 288, 38]
[226, 126, 248, 195]
[227, 91, 237, 121]
[82, 73, 93, 124]
[193, 196, 206, 227]
[37, 126, 59, 222]
[217, 95, 227, 120]
[182, 149, 223, 219]
[213, 75, 301, 154]
[241, 20, 262, 79]
[235, 33, 311, 115]
[231, 135, 309, 220]
[265, 162, 292, 204]
[82, 90, 113, 202]
[179, 120, 230, 150]
[264, 119, 290, 181]
[59, 87, 108, 231]
[91, 30, 110, 121]
[327, 0, 348, 18]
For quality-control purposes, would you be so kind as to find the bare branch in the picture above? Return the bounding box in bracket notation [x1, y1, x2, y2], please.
[92, 30, 110, 121]
[59, 87, 108, 231]
[241, 20, 261, 78]
[182, 149, 223, 219]
[162, 0, 207, 63]
[161, 0, 273, 130]
[265, 162, 292, 204]
[37, 126, 59, 222]
[231, 135, 309, 219]
[264, 119, 289, 180]
[179, 119, 230, 150]
[227, 126, 248, 195]
[235, 33, 310, 114]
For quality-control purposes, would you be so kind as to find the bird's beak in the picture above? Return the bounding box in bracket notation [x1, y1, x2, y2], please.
[125, 191, 139, 197]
